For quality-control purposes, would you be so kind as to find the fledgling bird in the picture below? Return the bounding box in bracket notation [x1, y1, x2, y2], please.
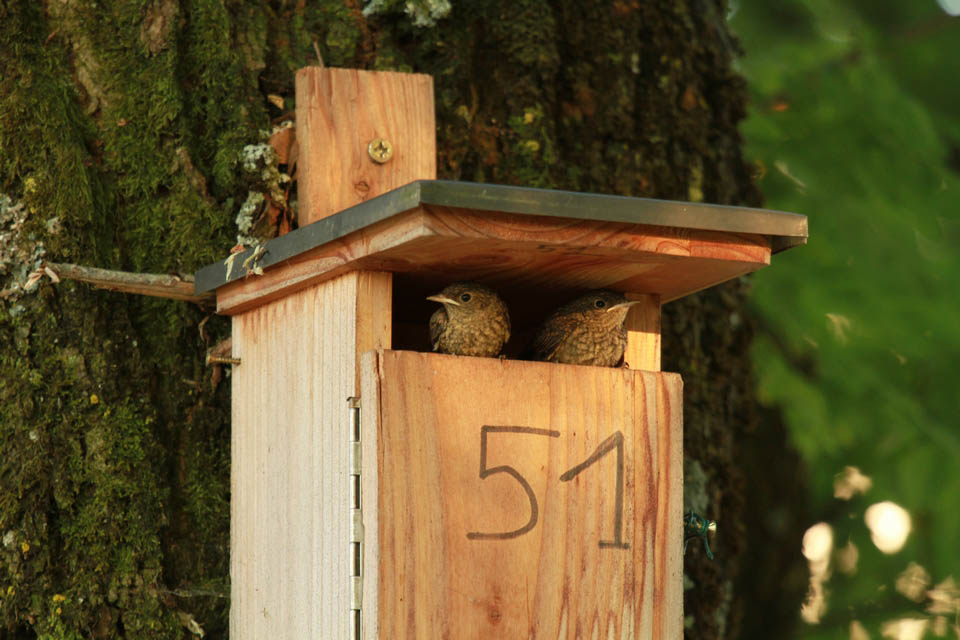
[527, 290, 640, 367]
[427, 283, 511, 357]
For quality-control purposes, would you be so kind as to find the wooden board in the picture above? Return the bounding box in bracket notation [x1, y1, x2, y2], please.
[230, 271, 391, 639]
[295, 68, 436, 225]
[360, 350, 683, 639]
[215, 205, 770, 315]
[216, 209, 430, 315]
[626, 293, 661, 371]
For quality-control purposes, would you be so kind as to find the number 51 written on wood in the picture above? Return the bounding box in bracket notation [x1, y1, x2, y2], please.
[466, 425, 629, 549]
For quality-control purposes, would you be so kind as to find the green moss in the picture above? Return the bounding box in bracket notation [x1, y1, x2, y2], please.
[313, 1, 366, 67]
[1, 1, 237, 636]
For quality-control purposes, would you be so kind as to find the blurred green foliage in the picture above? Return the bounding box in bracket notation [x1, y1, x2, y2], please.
[733, 0, 960, 635]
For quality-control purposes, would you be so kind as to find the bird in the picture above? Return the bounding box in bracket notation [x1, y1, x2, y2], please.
[527, 290, 640, 367]
[426, 283, 511, 357]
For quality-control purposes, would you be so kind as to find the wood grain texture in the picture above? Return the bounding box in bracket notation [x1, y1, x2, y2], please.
[360, 350, 683, 639]
[230, 271, 391, 639]
[295, 67, 436, 225]
[355, 271, 393, 390]
[418, 205, 770, 298]
[215, 205, 770, 315]
[215, 210, 431, 315]
[625, 293, 661, 372]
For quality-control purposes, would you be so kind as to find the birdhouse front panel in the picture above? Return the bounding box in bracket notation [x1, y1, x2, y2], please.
[360, 350, 683, 639]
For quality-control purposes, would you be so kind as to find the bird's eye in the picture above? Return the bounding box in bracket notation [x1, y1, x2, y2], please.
[595, 299, 606, 308]
[460, 293, 472, 302]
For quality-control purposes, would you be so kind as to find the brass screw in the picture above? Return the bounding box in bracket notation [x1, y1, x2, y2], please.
[207, 354, 242, 366]
[367, 138, 394, 164]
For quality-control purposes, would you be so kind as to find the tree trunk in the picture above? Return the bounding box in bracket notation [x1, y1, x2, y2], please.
[0, 1, 806, 637]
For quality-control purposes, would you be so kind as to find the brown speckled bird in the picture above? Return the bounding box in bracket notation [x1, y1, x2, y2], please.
[528, 290, 640, 366]
[427, 283, 511, 357]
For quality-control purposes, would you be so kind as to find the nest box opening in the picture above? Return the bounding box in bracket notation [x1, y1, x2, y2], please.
[390, 274, 625, 360]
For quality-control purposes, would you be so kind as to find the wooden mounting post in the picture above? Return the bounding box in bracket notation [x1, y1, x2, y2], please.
[295, 67, 437, 225]
[229, 67, 438, 638]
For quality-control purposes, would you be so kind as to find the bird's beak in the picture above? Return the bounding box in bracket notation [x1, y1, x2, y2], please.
[426, 294, 460, 306]
[606, 300, 643, 313]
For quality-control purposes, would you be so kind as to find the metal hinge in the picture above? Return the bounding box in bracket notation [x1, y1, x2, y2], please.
[348, 396, 363, 640]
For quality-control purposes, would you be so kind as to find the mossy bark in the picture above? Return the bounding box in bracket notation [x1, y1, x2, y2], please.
[0, 1, 805, 638]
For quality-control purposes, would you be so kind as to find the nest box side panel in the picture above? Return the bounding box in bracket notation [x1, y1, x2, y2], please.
[295, 68, 436, 226]
[625, 293, 661, 371]
[230, 271, 390, 639]
[360, 350, 683, 639]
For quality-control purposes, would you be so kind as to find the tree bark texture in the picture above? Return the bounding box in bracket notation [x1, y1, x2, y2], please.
[0, 1, 806, 638]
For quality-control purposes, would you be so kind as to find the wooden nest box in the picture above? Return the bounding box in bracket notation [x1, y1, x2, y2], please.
[195, 68, 807, 639]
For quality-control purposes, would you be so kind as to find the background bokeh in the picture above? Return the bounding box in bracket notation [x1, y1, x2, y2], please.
[732, 1, 960, 636]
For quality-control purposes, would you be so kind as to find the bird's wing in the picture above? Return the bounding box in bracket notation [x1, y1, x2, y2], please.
[527, 316, 565, 362]
[428, 308, 447, 351]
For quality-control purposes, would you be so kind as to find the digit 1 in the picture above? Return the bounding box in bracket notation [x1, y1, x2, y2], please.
[560, 430, 629, 549]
